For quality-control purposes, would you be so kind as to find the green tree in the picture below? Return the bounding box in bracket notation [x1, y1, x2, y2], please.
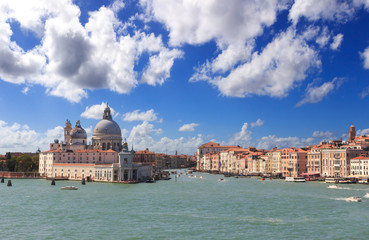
[6, 157, 17, 172]
[31, 155, 39, 172]
[17, 154, 33, 172]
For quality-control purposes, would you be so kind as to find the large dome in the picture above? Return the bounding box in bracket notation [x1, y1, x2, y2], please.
[93, 119, 121, 136]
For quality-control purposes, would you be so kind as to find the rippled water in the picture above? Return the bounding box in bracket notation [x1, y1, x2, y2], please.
[2, 171, 369, 239]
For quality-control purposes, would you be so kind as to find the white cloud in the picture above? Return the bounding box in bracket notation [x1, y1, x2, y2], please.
[178, 123, 199, 132]
[192, 29, 320, 98]
[140, 0, 286, 47]
[21, 86, 30, 95]
[140, 0, 291, 84]
[229, 123, 253, 148]
[357, 128, 369, 136]
[315, 27, 330, 48]
[289, 0, 355, 24]
[297, 77, 343, 106]
[360, 86, 369, 98]
[251, 119, 264, 128]
[0, 0, 182, 103]
[81, 102, 117, 120]
[361, 47, 369, 69]
[312, 131, 334, 139]
[122, 109, 158, 122]
[141, 49, 183, 86]
[256, 135, 315, 150]
[0, 120, 63, 153]
[330, 33, 343, 50]
[127, 121, 201, 154]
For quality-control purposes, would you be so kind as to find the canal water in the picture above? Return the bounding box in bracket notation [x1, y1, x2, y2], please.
[1, 171, 369, 239]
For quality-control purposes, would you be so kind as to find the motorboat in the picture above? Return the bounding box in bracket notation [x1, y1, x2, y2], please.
[345, 196, 362, 202]
[328, 185, 339, 189]
[285, 177, 306, 182]
[218, 178, 224, 182]
[60, 186, 78, 190]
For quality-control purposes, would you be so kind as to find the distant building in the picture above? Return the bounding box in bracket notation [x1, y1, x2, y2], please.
[197, 142, 238, 171]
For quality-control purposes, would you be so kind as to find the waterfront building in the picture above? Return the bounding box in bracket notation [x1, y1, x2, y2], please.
[307, 148, 322, 175]
[350, 155, 369, 177]
[219, 147, 249, 174]
[196, 142, 238, 170]
[271, 149, 282, 174]
[321, 147, 366, 178]
[265, 152, 273, 174]
[306, 143, 335, 175]
[280, 148, 307, 178]
[39, 104, 152, 182]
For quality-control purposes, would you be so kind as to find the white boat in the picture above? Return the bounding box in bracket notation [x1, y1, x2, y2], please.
[285, 177, 295, 182]
[328, 185, 339, 189]
[294, 177, 306, 182]
[345, 196, 362, 202]
[364, 193, 369, 198]
[325, 178, 338, 183]
[285, 177, 306, 182]
[60, 186, 78, 190]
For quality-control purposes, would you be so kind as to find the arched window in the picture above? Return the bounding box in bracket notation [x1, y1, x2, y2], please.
[107, 143, 111, 149]
[102, 143, 106, 150]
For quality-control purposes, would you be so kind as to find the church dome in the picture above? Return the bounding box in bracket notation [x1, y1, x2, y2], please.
[93, 119, 121, 136]
[93, 103, 122, 137]
[70, 120, 87, 139]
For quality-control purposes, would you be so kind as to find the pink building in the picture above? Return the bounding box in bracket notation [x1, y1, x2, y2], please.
[281, 148, 308, 178]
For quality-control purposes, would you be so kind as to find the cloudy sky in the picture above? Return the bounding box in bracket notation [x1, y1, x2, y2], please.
[2, 0, 369, 154]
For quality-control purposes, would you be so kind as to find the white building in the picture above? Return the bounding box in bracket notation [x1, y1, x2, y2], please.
[39, 104, 152, 182]
[350, 155, 369, 177]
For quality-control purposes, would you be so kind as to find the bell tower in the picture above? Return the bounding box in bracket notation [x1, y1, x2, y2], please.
[349, 124, 356, 142]
[64, 119, 72, 144]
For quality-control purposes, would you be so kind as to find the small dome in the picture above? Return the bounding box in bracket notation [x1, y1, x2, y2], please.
[71, 120, 87, 139]
[93, 119, 121, 136]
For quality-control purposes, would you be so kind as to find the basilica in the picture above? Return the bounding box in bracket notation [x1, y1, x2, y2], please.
[39, 104, 152, 182]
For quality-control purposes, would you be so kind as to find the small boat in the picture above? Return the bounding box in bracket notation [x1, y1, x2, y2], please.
[328, 185, 339, 189]
[218, 178, 224, 182]
[345, 196, 362, 202]
[145, 179, 156, 183]
[260, 177, 265, 181]
[60, 186, 78, 190]
[364, 193, 369, 198]
[199, 176, 204, 179]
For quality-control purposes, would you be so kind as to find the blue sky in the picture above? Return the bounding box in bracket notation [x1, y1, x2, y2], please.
[2, 0, 369, 154]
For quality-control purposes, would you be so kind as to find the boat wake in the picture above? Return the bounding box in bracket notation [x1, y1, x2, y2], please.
[333, 197, 362, 202]
[327, 185, 356, 190]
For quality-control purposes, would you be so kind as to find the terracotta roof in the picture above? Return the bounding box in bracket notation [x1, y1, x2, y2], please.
[352, 156, 369, 160]
[135, 148, 155, 154]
